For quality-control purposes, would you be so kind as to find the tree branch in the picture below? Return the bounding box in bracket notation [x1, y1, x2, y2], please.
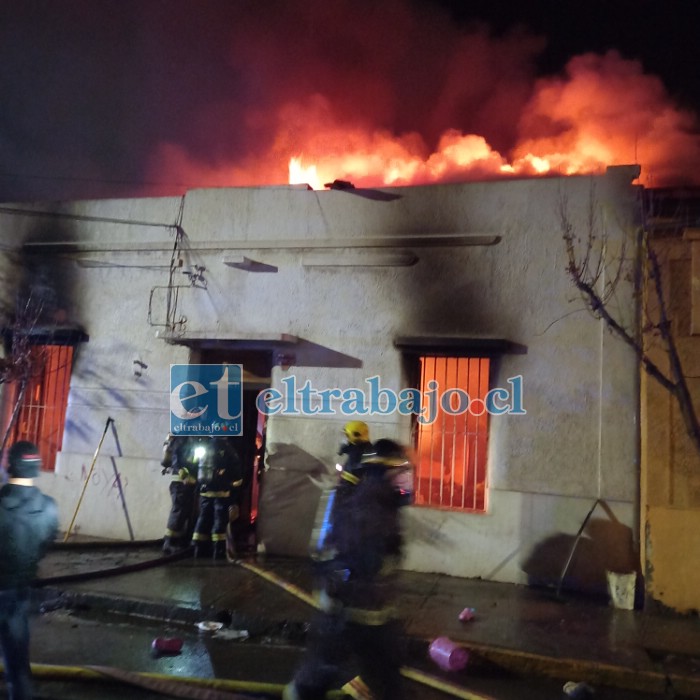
[560, 189, 700, 461]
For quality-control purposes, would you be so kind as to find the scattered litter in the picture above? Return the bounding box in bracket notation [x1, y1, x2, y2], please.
[428, 636, 469, 672]
[606, 570, 636, 610]
[151, 637, 183, 655]
[213, 628, 249, 641]
[196, 620, 224, 633]
[563, 681, 595, 698]
[458, 607, 476, 622]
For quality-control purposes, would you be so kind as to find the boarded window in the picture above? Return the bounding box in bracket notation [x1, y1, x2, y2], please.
[6, 345, 73, 471]
[414, 356, 489, 512]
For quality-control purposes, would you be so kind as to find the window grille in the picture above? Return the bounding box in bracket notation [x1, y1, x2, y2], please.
[9, 345, 73, 471]
[414, 356, 489, 512]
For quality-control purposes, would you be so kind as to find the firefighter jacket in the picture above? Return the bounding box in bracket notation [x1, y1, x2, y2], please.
[162, 436, 199, 484]
[319, 464, 404, 623]
[197, 438, 243, 498]
[337, 439, 372, 475]
[0, 484, 58, 589]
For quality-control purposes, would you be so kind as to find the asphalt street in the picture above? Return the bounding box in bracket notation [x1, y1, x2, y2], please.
[11, 605, 677, 700]
[1, 542, 691, 700]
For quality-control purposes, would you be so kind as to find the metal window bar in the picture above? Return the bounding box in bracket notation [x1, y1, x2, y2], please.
[415, 356, 490, 512]
[12, 345, 73, 471]
[477, 359, 489, 510]
[47, 345, 72, 470]
[458, 357, 469, 510]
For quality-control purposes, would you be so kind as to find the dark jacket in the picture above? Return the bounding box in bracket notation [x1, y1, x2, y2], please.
[0, 484, 58, 589]
[323, 464, 403, 612]
[162, 436, 199, 483]
[198, 439, 243, 496]
[338, 440, 372, 474]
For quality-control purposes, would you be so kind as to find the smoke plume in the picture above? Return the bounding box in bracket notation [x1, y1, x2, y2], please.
[1, 0, 698, 202]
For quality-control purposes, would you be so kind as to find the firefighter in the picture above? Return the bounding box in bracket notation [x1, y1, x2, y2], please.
[161, 434, 201, 554]
[284, 439, 414, 700]
[191, 436, 243, 560]
[310, 421, 373, 563]
[337, 420, 371, 474]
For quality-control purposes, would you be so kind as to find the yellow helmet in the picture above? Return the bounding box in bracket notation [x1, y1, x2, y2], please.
[343, 420, 370, 444]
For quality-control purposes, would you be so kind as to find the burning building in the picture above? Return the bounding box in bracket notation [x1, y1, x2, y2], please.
[9, 165, 697, 608]
[1, 0, 700, 617]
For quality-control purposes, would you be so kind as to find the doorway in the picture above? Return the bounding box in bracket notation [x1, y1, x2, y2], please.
[194, 348, 272, 553]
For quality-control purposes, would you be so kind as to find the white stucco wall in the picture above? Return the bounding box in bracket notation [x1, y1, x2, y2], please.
[2, 168, 642, 588]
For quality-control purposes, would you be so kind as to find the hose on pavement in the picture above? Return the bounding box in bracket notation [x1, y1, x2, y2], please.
[235, 559, 498, 700]
[19, 662, 345, 699]
[29, 546, 497, 699]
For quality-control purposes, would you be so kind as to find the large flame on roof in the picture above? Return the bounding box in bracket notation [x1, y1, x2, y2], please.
[145, 2, 700, 193]
[286, 53, 700, 189]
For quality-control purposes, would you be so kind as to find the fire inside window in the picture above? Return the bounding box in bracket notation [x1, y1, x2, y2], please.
[414, 356, 489, 512]
[7, 345, 73, 472]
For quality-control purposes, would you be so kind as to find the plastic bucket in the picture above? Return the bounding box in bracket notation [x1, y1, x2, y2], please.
[428, 636, 469, 672]
[151, 637, 183, 654]
[606, 570, 636, 610]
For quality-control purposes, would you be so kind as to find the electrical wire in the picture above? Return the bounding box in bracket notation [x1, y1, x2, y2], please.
[0, 205, 178, 229]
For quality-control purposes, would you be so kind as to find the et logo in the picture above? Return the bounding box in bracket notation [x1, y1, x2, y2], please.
[170, 364, 243, 436]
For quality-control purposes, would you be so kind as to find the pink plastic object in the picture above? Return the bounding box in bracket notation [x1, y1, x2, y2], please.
[151, 637, 183, 654]
[428, 636, 469, 672]
[459, 607, 476, 622]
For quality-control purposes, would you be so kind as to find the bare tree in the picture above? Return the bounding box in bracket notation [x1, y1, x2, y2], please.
[559, 187, 700, 457]
[0, 291, 46, 464]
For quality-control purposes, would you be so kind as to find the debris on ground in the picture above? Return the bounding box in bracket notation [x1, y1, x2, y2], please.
[150, 637, 183, 656]
[459, 607, 476, 621]
[563, 680, 595, 698]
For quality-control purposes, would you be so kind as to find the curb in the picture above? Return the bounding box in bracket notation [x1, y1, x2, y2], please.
[460, 642, 671, 697]
[429, 638, 700, 699]
[36, 586, 700, 698]
[34, 586, 311, 643]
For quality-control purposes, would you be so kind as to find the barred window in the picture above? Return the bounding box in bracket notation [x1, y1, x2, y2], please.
[6, 345, 73, 471]
[414, 356, 489, 512]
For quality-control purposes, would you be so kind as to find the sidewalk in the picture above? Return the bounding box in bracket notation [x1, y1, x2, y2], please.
[34, 543, 700, 698]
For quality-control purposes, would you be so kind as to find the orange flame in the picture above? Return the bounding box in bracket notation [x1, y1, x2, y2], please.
[283, 52, 700, 189]
[147, 51, 700, 192]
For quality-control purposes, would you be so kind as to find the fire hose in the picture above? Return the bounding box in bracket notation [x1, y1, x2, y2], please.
[9, 662, 345, 700]
[34, 542, 192, 587]
[31, 544, 498, 699]
[17, 658, 492, 700]
[236, 559, 498, 700]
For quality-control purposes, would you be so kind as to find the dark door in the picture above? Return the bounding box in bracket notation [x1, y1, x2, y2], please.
[195, 348, 272, 552]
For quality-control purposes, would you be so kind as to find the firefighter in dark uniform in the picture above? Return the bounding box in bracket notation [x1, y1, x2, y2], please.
[161, 434, 201, 554]
[191, 436, 243, 560]
[337, 420, 372, 475]
[284, 439, 414, 700]
[310, 421, 373, 564]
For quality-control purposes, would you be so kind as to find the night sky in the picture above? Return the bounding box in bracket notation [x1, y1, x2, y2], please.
[434, 0, 700, 110]
[1, 0, 699, 203]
